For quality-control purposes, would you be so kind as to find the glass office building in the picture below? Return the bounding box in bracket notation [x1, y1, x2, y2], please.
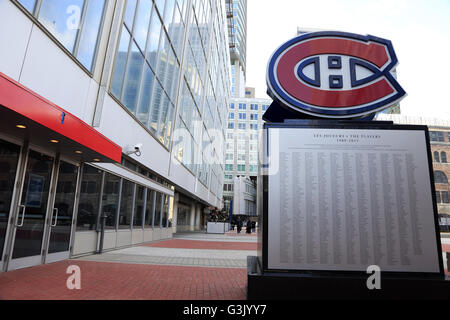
[223, 97, 271, 214]
[0, 0, 230, 272]
[226, 0, 246, 97]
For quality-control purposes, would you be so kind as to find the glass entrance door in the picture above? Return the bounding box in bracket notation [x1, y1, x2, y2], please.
[8, 149, 55, 270]
[45, 161, 79, 263]
[0, 139, 21, 271]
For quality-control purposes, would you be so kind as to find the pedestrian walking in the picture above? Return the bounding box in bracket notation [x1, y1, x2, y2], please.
[246, 220, 252, 234]
[237, 218, 242, 234]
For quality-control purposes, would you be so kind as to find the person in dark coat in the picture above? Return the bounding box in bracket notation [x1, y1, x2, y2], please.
[237, 218, 242, 234]
[246, 220, 252, 234]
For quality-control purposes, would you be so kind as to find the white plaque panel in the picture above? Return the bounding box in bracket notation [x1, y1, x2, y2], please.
[267, 127, 441, 273]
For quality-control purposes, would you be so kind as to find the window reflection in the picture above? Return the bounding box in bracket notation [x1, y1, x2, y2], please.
[134, 0, 152, 51]
[154, 192, 162, 227]
[145, 189, 155, 227]
[119, 180, 134, 229]
[133, 185, 145, 228]
[77, 165, 102, 231]
[122, 41, 144, 114]
[102, 173, 120, 229]
[21, 0, 107, 71]
[162, 194, 169, 227]
[124, 0, 137, 30]
[17, 0, 37, 13]
[111, 26, 131, 98]
[38, 0, 84, 53]
[76, 0, 106, 70]
[0, 140, 20, 261]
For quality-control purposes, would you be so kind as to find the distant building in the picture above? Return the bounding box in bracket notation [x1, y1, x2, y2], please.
[226, 0, 247, 97]
[377, 114, 450, 228]
[232, 176, 257, 217]
[245, 87, 255, 99]
[223, 97, 271, 213]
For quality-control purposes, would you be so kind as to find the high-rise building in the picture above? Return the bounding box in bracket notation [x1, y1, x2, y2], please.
[223, 97, 271, 215]
[0, 0, 231, 272]
[226, 0, 247, 97]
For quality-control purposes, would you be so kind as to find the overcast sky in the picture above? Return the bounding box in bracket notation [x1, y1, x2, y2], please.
[246, 0, 450, 118]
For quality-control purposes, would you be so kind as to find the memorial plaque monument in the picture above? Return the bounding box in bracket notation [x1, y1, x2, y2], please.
[247, 31, 450, 300]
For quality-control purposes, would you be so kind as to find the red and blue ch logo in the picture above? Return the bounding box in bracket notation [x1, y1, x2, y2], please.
[267, 31, 406, 118]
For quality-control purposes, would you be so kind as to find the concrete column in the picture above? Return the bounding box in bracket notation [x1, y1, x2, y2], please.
[195, 204, 201, 231]
[190, 202, 196, 231]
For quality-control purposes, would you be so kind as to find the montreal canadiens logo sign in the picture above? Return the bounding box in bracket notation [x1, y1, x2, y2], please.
[267, 31, 406, 118]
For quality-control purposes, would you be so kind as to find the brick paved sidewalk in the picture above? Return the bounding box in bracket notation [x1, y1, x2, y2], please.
[0, 234, 447, 300]
[144, 239, 257, 251]
[0, 260, 247, 300]
[0, 235, 254, 300]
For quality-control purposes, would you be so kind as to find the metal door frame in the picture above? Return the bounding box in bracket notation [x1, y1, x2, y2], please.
[0, 134, 26, 272]
[5, 142, 58, 271]
[44, 156, 81, 264]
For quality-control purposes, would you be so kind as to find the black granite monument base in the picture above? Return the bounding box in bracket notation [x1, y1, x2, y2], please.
[247, 256, 450, 300]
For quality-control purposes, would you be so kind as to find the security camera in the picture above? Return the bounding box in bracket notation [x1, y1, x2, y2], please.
[134, 143, 143, 152]
[125, 143, 142, 156]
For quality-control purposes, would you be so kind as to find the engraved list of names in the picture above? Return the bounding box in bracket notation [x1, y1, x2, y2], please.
[268, 128, 441, 273]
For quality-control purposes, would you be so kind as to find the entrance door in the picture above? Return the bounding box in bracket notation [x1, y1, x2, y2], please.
[45, 161, 79, 264]
[0, 139, 22, 271]
[8, 149, 55, 270]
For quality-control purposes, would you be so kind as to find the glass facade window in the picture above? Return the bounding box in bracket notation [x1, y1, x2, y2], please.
[109, 0, 230, 199]
[70, 158, 174, 239]
[110, 0, 182, 149]
[17, 0, 36, 13]
[119, 180, 135, 229]
[77, 165, 103, 231]
[154, 192, 162, 227]
[17, 0, 106, 71]
[133, 185, 145, 228]
[145, 189, 155, 227]
[162, 194, 169, 227]
[102, 172, 121, 229]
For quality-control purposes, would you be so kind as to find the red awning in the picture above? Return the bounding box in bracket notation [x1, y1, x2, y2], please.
[0, 72, 121, 163]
